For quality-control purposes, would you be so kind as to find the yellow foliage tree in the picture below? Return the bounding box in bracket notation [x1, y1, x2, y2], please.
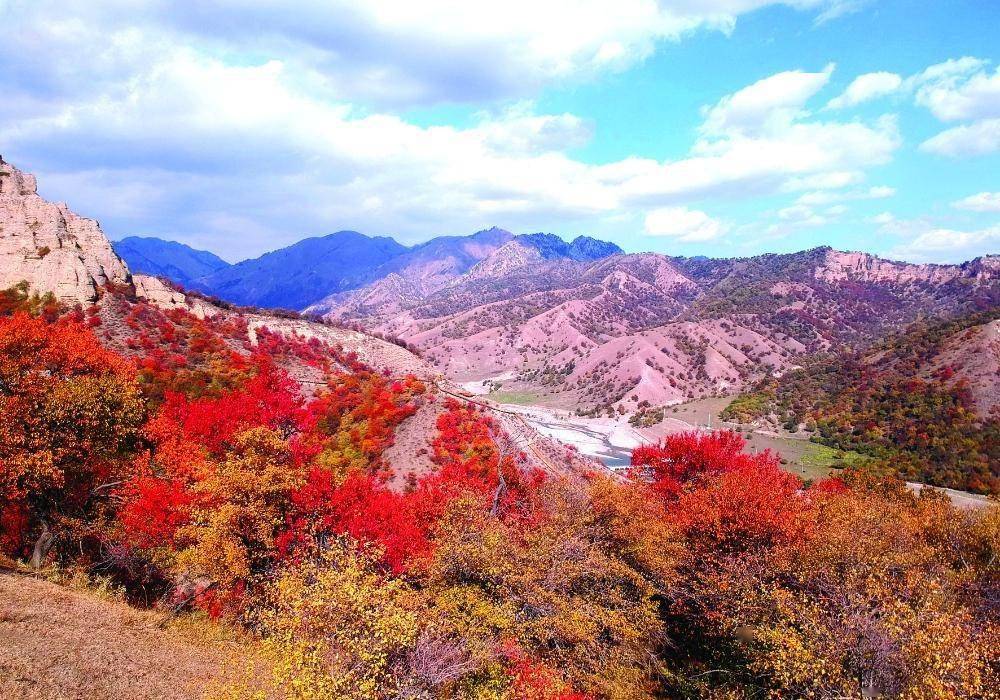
[256, 539, 418, 700]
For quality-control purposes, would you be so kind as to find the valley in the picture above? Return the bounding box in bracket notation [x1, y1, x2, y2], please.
[1, 155, 997, 700]
[113, 201, 999, 497]
[3, 1, 999, 697]
[493, 391, 992, 509]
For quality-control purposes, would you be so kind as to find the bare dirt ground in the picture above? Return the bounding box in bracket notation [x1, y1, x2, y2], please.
[0, 571, 257, 700]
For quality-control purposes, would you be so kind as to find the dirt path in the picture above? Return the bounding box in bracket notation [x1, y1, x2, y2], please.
[0, 572, 255, 700]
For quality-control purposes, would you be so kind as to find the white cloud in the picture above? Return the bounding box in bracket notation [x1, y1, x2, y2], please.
[905, 58, 1000, 159]
[796, 184, 895, 205]
[700, 64, 835, 136]
[888, 225, 1000, 263]
[777, 204, 831, 227]
[0, 0, 867, 108]
[912, 60, 1000, 122]
[870, 212, 895, 225]
[826, 71, 902, 110]
[953, 191, 1000, 212]
[920, 118, 1000, 157]
[781, 170, 865, 191]
[813, 0, 871, 24]
[644, 207, 729, 241]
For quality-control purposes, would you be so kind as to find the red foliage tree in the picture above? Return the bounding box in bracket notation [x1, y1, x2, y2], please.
[631, 430, 779, 500]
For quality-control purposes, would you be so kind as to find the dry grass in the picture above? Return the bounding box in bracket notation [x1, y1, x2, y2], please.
[0, 570, 261, 700]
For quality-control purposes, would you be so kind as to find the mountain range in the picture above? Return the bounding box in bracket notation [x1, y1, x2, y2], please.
[113, 228, 623, 311]
[109, 222, 998, 418]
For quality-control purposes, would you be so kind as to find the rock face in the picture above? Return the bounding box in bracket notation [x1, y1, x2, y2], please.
[816, 249, 969, 285]
[0, 157, 129, 303]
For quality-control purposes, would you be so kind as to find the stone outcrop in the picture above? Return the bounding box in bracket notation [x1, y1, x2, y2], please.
[0, 156, 130, 303]
[815, 250, 968, 285]
[131, 274, 216, 319]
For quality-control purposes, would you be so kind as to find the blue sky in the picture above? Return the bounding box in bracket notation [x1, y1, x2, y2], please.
[0, 1, 997, 263]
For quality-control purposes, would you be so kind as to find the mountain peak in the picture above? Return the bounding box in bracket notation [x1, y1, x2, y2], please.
[515, 232, 621, 261]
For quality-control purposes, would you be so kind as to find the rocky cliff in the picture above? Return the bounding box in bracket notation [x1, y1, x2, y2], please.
[0, 157, 130, 302]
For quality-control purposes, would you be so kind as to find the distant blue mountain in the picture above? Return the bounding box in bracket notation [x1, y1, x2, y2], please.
[189, 231, 408, 310]
[131, 228, 621, 310]
[113, 236, 231, 285]
[517, 233, 624, 261]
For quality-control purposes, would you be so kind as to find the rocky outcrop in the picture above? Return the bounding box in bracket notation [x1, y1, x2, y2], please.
[815, 250, 968, 285]
[0, 157, 130, 303]
[131, 274, 217, 319]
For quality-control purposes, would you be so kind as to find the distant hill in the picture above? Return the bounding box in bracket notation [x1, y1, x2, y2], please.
[113, 236, 230, 285]
[517, 233, 624, 261]
[188, 230, 409, 310]
[132, 227, 623, 311]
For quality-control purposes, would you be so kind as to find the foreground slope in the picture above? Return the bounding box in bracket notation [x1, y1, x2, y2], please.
[0, 571, 250, 700]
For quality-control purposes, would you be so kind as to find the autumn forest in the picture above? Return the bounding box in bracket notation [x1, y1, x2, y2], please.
[1, 279, 997, 700]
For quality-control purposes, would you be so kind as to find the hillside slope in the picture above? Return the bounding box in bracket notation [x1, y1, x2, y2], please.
[722, 309, 1000, 494]
[0, 572, 251, 700]
[323, 244, 998, 416]
[0, 159, 588, 484]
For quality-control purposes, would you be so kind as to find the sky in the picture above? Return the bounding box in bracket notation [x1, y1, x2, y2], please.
[0, 1, 997, 264]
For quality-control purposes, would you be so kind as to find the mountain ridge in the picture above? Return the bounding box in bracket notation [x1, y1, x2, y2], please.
[113, 236, 231, 285]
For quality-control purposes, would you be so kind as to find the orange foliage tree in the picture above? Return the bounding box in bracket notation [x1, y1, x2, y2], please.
[0, 312, 144, 564]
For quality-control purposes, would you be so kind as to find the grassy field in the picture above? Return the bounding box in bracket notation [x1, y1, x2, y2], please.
[488, 391, 541, 405]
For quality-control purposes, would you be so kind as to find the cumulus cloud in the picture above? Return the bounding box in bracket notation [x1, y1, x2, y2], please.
[776, 204, 834, 227]
[0, 0, 865, 108]
[911, 59, 999, 122]
[0, 2, 905, 258]
[826, 71, 902, 110]
[887, 225, 1000, 263]
[904, 57, 1000, 158]
[781, 170, 865, 191]
[920, 118, 1000, 157]
[796, 185, 895, 205]
[953, 191, 1000, 212]
[700, 65, 835, 136]
[644, 207, 729, 241]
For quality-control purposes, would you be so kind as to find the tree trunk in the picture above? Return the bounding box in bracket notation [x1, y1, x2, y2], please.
[30, 521, 54, 570]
